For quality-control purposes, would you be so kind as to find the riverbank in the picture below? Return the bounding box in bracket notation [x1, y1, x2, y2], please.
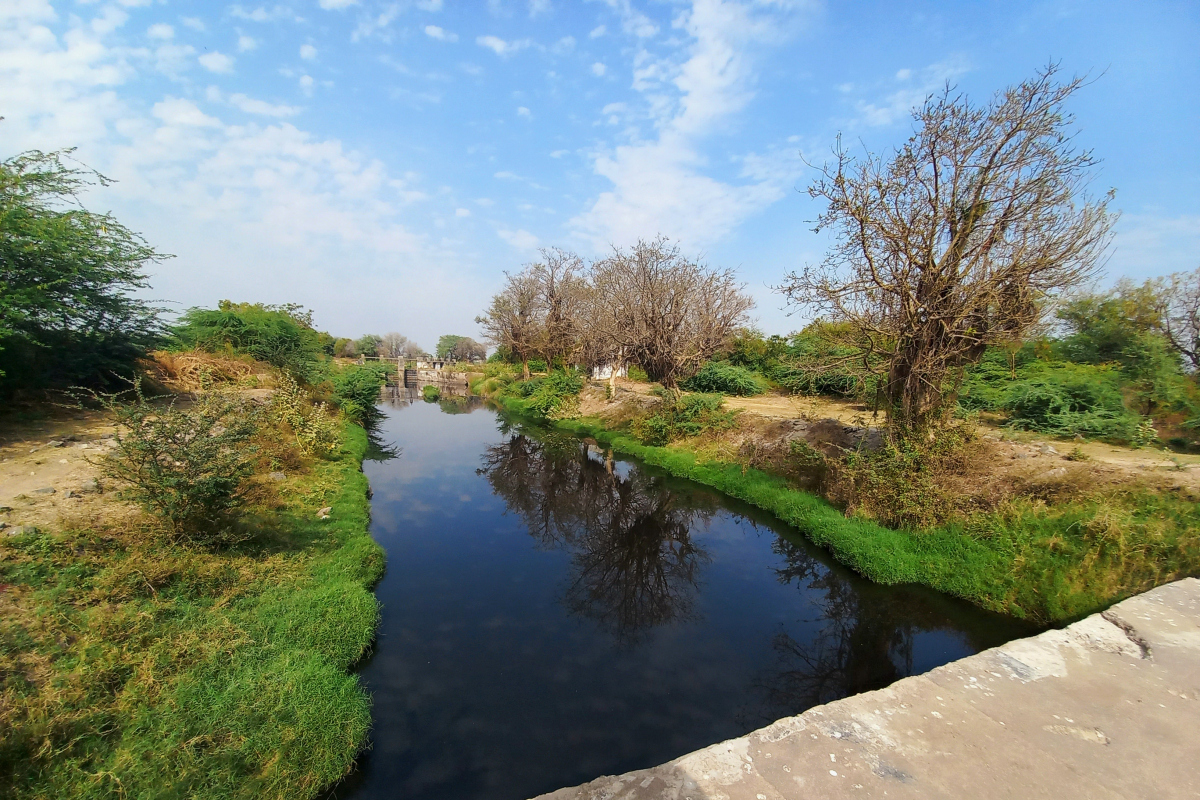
[0, 415, 383, 799]
[535, 577, 1200, 800]
[490, 391, 1200, 625]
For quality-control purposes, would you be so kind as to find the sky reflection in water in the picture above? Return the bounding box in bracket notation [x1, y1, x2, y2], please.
[335, 395, 1032, 800]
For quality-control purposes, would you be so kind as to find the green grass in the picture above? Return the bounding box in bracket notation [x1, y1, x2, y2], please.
[495, 395, 1200, 624]
[0, 424, 384, 800]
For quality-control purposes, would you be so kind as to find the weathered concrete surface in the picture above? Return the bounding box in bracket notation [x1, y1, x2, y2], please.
[534, 578, 1200, 800]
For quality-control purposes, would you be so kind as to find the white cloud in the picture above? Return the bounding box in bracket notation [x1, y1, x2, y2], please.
[181, 17, 206, 31]
[237, 35, 257, 52]
[571, 0, 812, 248]
[198, 52, 235, 74]
[549, 149, 568, 158]
[455, 207, 471, 217]
[476, 35, 531, 56]
[591, 61, 606, 76]
[300, 43, 317, 60]
[153, 96, 221, 128]
[589, 24, 606, 38]
[529, 0, 551, 16]
[147, 23, 173, 40]
[551, 35, 574, 54]
[494, 170, 520, 180]
[600, 0, 659, 38]
[318, 0, 358, 9]
[424, 25, 458, 42]
[299, 74, 314, 94]
[498, 228, 539, 249]
[229, 93, 301, 117]
[417, 0, 443, 9]
[353, 5, 403, 42]
[517, 106, 531, 118]
[854, 58, 968, 127]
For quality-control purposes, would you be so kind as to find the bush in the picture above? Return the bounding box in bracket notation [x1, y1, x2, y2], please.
[627, 364, 649, 382]
[1001, 365, 1143, 441]
[100, 385, 257, 541]
[632, 392, 737, 445]
[173, 301, 323, 379]
[270, 373, 342, 457]
[422, 385, 441, 401]
[524, 370, 584, 418]
[329, 363, 388, 425]
[681, 361, 768, 396]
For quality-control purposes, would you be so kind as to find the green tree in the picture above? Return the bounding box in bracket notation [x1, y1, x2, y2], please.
[436, 334, 465, 358]
[0, 149, 166, 398]
[355, 334, 383, 357]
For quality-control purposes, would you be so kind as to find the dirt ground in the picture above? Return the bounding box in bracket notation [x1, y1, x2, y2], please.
[603, 378, 1200, 494]
[0, 409, 130, 534]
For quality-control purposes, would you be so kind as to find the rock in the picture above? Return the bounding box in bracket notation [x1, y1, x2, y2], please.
[98, 433, 114, 440]
[31, 487, 56, 495]
[1014, 453, 1030, 460]
[6, 525, 36, 537]
[1074, 433, 1085, 441]
[317, 506, 332, 519]
[0, 506, 11, 513]
[0, 522, 7, 530]
[269, 472, 287, 482]
[77, 479, 100, 495]
[29, 446, 40, 453]
[1039, 444, 1060, 455]
[1041, 467, 1068, 480]
[66, 490, 80, 499]
[47, 440, 65, 448]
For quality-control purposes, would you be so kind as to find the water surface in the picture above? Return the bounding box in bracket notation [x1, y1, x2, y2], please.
[337, 392, 1032, 800]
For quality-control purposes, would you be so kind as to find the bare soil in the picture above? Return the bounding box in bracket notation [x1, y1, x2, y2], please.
[595, 379, 1200, 497]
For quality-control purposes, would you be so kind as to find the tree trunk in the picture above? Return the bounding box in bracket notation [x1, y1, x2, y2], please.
[522, 360, 530, 381]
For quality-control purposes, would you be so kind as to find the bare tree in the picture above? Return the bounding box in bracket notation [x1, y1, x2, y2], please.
[380, 332, 409, 359]
[476, 266, 541, 380]
[588, 237, 754, 388]
[1158, 267, 1200, 372]
[780, 65, 1115, 432]
[449, 336, 487, 362]
[530, 248, 588, 368]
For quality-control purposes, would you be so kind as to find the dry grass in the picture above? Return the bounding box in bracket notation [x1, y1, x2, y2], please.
[148, 350, 271, 393]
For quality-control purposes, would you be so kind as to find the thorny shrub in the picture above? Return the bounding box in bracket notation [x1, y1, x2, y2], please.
[632, 391, 738, 446]
[99, 382, 258, 542]
[269, 372, 342, 457]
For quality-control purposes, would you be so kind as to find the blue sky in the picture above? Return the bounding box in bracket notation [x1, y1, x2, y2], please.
[2, 0, 1197, 349]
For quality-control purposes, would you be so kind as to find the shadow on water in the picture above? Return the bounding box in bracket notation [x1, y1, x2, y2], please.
[327, 402, 1037, 800]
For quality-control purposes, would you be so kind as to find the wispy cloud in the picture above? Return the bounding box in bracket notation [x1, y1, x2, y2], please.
[199, 52, 235, 74]
[571, 0, 812, 248]
[497, 228, 539, 249]
[852, 58, 969, 127]
[424, 24, 457, 42]
[476, 35, 531, 57]
[229, 93, 302, 117]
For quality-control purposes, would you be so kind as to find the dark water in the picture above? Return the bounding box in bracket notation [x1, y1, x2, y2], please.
[334, 392, 1033, 800]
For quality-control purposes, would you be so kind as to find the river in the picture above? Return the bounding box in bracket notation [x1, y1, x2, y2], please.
[332, 390, 1033, 800]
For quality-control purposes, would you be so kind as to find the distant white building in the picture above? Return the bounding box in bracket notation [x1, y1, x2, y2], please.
[591, 363, 628, 380]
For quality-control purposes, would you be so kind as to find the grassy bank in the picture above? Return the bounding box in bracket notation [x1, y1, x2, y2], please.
[0, 424, 383, 799]
[494, 394, 1199, 625]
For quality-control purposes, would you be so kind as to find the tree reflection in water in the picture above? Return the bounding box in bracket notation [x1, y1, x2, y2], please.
[478, 425, 712, 642]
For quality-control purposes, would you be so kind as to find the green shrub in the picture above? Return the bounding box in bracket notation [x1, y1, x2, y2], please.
[100, 385, 257, 541]
[524, 370, 584, 418]
[527, 358, 548, 373]
[1001, 366, 1143, 441]
[632, 392, 737, 445]
[422, 385, 441, 401]
[173, 301, 323, 379]
[627, 364, 649, 382]
[270, 373, 342, 457]
[681, 361, 768, 396]
[329, 364, 388, 424]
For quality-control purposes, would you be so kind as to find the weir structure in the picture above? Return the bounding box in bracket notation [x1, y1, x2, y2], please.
[534, 578, 1200, 800]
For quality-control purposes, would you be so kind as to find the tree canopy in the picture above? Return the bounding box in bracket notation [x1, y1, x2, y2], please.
[0, 149, 166, 398]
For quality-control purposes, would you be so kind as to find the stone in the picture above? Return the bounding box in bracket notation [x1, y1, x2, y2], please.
[269, 472, 287, 481]
[0, 522, 7, 530]
[77, 479, 100, 494]
[1038, 444, 1059, 455]
[1040, 467, 1068, 480]
[6, 526, 36, 537]
[47, 440, 65, 448]
[317, 506, 332, 519]
[66, 490, 80, 499]
[31, 487, 56, 495]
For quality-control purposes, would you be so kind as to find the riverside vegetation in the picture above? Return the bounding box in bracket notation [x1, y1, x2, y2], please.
[0, 150, 411, 797]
